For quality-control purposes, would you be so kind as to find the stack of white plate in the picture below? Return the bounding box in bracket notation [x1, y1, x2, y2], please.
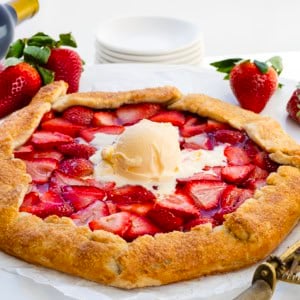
[95, 16, 204, 66]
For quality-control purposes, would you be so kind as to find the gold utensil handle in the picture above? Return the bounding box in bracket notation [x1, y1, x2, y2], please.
[233, 280, 273, 300]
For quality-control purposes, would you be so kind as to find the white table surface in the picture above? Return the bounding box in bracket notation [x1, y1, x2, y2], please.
[1, 0, 300, 299]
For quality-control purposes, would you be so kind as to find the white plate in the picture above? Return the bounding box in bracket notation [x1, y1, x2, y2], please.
[95, 16, 203, 56]
[1, 64, 298, 300]
[95, 49, 203, 65]
[94, 55, 203, 66]
[95, 40, 204, 62]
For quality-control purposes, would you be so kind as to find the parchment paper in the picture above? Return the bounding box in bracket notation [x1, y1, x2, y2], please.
[0, 64, 299, 300]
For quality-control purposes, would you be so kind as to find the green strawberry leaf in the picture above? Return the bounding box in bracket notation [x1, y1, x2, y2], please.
[4, 57, 23, 67]
[5, 39, 25, 58]
[296, 110, 300, 119]
[267, 56, 283, 75]
[254, 60, 269, 74]
[210, 58, 242, 69]
[210, 58, 242, 80]
[24, 46, 51, 64]
[58, 33, 77, 48]
[27, 32, 56, 48]
[36, 66, 55, 85]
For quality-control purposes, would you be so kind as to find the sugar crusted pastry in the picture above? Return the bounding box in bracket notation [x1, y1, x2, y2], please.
[0, 81, 299, 289]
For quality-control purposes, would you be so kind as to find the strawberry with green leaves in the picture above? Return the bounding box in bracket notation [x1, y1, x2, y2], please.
[0, 32, 83, 119]
[211, 56, 283, 113]
[6, 32, 83, 93]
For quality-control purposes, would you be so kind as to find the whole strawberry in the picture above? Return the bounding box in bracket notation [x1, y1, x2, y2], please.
[0, 62, 41, 118]
[5, 32, 83, 94]
[211, 57, 282, 113]
[45, 48, 82, 93]
[286, 87, 300, 123]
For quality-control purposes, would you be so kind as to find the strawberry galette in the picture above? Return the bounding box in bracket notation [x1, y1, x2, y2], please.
[0, 81, 299, 289]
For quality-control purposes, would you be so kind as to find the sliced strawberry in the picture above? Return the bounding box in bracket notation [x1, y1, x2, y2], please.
[32, 150, 64, 161]
[85, 179, 116, 191]
[249, 166, 269, 180]
[147, 207, 183, 232]
[183, 216, 216, 231]
[177, 170, 221, 183]
[92, 111, 119, 126]
[149, 110, 185, 127]
[62, 106, 94, 126]
[105, 201, 118, 214]
[238, 189, 254, 203]
[116, 103, 161, 125]
[20, 191, 74, 218]
[213, 206, 236, 224]
[206, 120, 229, 132]
[253, 151, 278, 172]
[57, 142, 96, 159]
[221, 186, 253, 209]
[14, 145, 34, 159]
[183, 133, 215, 150]
[180, 123, 207, 137]
[24, 158, 58, 184]
[41, 118, 85, 137]
[20, 192, 40, 209]
[156, 193, 199, 219]
[39, 190, 74, 217]
[117, 202, 154, 216]
[89, 211, 131, 236]
[70, 201, 109, 226]
[221, 186, 242, 207]
[31, 131, 73, 148]
[186, 180, 227, 210]
[41, 110, 56, 123]
[124, 214, 160, 241]
[30, 183, 49, 194]
[213, 129, 245, 145]
[61, 185, 106, 211]
[243, 166, 268, 188]
[242, 138, 261, 159]
[184, 115, 207, 126]
[224, 146, 251, 166]
[221, 164, 254, 184]
[49, 170, 86, 192]
[59, 158, 93, 177]
[80, 126, 125, 142]
[108, 185, 155, 204]
[203, 166, 223, 178]
[245, 178, 267, 190]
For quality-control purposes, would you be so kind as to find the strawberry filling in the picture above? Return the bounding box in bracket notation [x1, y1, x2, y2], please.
[17, 103, 278, 241]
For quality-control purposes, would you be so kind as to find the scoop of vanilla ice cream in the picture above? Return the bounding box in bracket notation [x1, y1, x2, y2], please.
[102, 119, 181, 181]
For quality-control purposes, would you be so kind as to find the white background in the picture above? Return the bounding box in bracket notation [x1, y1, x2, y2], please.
[4, 0, 300, 64]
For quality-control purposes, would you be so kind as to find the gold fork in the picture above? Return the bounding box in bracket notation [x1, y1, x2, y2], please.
[234, 240, 300, 300]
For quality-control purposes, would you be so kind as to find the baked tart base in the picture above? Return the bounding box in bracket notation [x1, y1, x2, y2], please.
[0, 81, 299, 289]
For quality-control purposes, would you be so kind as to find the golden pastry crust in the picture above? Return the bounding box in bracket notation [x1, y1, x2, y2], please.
[169, 94, 300, 168]
[52, 86, 182, 112]
[0, 83, 299, 289]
